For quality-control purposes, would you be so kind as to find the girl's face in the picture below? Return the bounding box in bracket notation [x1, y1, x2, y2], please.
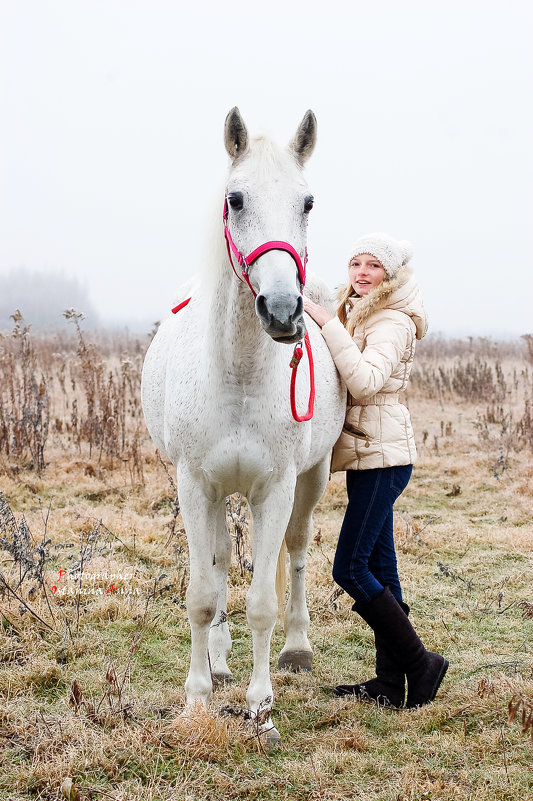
[349, 253, 386, 295]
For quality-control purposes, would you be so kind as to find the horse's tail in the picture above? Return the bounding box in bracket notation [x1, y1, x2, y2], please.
[275, 538, 288, 616]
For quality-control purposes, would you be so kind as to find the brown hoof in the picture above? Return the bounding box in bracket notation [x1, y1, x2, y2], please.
[278, 650, 313, 672]
[212, 670, 233, 687]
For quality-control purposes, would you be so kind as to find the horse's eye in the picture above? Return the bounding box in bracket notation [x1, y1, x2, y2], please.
[304, 195, 314, 213]
[228, 192, 244, 211]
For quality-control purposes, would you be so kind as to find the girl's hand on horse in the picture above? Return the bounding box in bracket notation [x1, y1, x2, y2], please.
[304, 298, 332, 328]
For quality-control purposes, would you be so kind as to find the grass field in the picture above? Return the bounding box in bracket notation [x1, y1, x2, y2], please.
[0, 322, 532, 801]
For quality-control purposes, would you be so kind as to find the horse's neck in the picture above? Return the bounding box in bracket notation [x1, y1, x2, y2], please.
[207, 268, 276, 382]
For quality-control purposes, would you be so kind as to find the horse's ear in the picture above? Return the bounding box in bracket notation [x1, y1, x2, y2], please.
[224, 107, 249, 160]
[290, 110, 317, 165]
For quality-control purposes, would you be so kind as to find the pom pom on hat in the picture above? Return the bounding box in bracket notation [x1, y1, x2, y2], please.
[349, 233, 413, 277]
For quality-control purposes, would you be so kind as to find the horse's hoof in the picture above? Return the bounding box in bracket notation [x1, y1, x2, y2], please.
[260, 725, 281, 752]
[212, 670, 233, 687]
[278, 650, 313, 672]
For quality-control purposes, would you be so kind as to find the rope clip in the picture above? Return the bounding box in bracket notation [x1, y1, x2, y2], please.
[289, 342, 304, 369]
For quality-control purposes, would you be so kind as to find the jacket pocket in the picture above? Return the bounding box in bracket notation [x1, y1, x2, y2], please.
[342, 420, 370, 441]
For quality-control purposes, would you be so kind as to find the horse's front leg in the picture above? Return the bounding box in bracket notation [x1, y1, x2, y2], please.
[247, 475, 296, 747]
[279, 457, 330, 671]
[178, 467, 219, 705]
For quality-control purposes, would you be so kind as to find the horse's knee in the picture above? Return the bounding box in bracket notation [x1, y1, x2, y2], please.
[285, 529, 311, 553]
[246, 588, 277, 631]
[186, 584, 217, 627]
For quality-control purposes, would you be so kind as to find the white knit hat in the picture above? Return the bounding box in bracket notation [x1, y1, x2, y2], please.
[349, 233, 413, 278]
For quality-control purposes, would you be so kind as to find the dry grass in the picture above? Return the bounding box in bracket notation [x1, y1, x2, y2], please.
[0, 324, 532, 800]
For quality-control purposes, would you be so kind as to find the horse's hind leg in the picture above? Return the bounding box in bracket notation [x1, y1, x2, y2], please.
[209, 504, 233, 685]
[278, 457, 330, 672]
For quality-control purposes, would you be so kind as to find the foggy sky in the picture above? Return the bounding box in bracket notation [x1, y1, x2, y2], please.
[1, 0, 532, 336]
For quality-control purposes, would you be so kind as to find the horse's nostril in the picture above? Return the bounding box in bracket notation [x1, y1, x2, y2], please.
[293, 294, 304, 321]
[256, 294, 270, 323]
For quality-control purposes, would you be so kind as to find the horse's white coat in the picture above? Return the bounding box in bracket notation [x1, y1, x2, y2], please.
[141, 112, 345, 742]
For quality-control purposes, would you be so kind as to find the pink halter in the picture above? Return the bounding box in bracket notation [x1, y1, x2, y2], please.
[171, 197, 315, 424]
[222, 196, 307, 296]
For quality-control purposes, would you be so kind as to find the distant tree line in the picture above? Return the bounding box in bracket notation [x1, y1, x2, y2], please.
[0, 268, 100, 331]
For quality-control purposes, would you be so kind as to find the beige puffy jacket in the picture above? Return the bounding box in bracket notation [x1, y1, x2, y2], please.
[321, 268, 428, 472]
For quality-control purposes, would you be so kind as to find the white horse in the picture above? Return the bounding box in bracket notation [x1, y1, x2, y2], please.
[141, 108, 345, 745]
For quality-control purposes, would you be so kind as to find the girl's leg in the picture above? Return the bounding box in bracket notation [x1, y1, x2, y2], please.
[332, 466, 411, 604]
[333, 465, 413, 707]
[367, 509, 402, 602]
[368, 463, 412, 599]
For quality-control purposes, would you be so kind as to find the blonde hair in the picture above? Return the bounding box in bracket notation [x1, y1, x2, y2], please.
[336, 281, 358, 335]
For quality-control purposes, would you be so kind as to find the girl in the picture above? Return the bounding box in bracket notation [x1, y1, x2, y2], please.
[304, 233, 448, 709]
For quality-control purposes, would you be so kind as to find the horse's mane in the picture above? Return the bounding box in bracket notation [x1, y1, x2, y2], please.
[195, 187, 228, 303]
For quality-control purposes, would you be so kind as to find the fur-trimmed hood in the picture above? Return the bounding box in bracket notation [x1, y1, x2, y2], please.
[345, 268, 428, 340]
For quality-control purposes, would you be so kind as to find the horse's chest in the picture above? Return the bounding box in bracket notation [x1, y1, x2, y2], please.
[165, 371, 300, 458]
[168, 384, 292, 444]
[168, 391, 300, 498]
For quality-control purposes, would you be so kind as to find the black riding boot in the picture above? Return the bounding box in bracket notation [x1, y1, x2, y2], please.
[334, 599, 409, 708]
[353, 586, 448, 708]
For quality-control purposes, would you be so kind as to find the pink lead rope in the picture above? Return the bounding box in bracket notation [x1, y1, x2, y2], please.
[289, 333, 315, 422]
[171, 199, 316, 423]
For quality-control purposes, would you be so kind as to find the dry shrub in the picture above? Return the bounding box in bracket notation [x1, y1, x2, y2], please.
[478, 677, 533, 744]
[0, 311, 49, 471]
[508, 692, 533, 742]
[411, 355, 508, 403]
[521, 333, 533, 365]
[64, 309, 145, 483]
[410, 332, 533, 468]
[166, 703, 247, 759]
[68, 668, 134, 728]
[0, 491, 146, 644]
[0, 490, 57, 635]
[515, 396, 533, 451]
[518, 600, 533, 618]
[0, 309, 148, 483]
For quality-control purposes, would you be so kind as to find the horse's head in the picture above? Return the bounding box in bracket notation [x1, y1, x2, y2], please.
[223, 107, 317, 344]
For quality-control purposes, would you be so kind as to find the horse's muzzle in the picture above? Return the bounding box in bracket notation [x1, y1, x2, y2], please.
[256, 292, 306, 344]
